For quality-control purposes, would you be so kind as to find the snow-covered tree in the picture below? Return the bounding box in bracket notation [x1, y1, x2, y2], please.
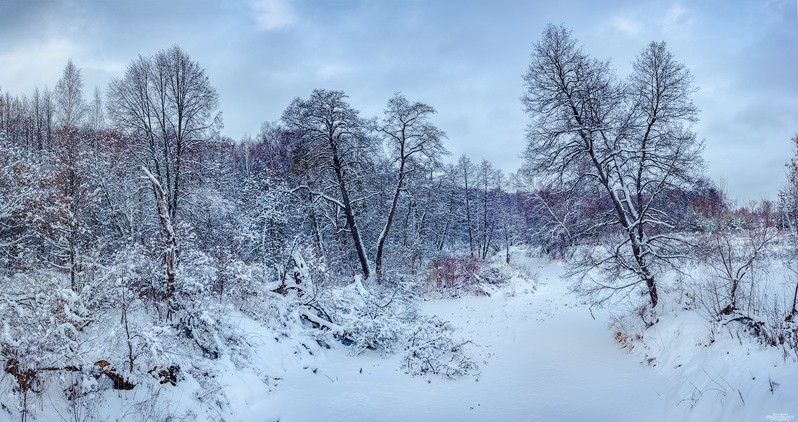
[107, 46, 221, 318]
[522, 25, 703, 309]
[282, 89, 373, 279]
[54, 60, 88, 129]
[106, 45, 221, 223]
[374, 93, 446, 278]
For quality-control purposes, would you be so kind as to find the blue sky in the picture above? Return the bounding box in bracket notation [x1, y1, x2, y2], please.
[0, 0, 796, 201]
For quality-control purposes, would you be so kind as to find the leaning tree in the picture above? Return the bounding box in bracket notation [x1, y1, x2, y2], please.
[282, 89, 373, 279]
[374, 93, 446, 278]
[522, 24, 703, 309]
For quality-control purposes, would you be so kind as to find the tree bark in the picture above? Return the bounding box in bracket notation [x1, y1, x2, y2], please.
[644, 274, 658, 309]
[463, 164, 474, 256]
[141, 166, 178, 320]
[375, 163, 404, 278]
[329, 137, 370, 279]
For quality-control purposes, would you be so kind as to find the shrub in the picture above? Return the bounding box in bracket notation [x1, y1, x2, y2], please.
[401, 316, 478, 379]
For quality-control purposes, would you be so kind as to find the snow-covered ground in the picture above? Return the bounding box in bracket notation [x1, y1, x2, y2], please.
[10, 251, 798, 421]
[253, 257, 660, 421]
[251, 253, 798, 421]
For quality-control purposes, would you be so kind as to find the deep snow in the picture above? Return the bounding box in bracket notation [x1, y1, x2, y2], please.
[255, 255, 674, 421]
[252, 253, 798, 421]
[8, 252, 797, 421]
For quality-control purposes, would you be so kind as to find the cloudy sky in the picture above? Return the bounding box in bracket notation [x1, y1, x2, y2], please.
[1, 0, 796, 201]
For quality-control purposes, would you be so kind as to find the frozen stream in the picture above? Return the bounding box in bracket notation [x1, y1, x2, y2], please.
[257, 257, 671, 421]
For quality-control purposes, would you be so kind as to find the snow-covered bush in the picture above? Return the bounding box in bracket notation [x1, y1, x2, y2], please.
[0, 272, 72, 419]
[342, 302, 404, 355]
[331, 281, 413, 356]
[173, 246, 224, 359]
[401, 316, 478, 379]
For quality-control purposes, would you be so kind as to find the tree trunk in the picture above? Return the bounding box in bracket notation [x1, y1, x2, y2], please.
[504, 223, 510, 264]
[730, 279, 739, 311]
[463, 166, 474, 256]
[437, 190, 455, 251]
[632, 241, 658, 309]
[69, 227, 77, 292]
[121, 300, 134, 372]
[141, 166, 178, 320]
[329, 139, 370, 279]
[375, 170, 404, 279]
[645, 275, 658, 309]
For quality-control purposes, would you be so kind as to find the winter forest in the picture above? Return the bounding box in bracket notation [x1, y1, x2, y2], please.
[1, 10, 798, 422]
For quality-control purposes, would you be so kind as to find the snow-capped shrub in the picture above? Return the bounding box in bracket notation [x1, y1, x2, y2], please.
[343, 306, 404, 355]
[0, 272, 80, 375]
[401, 316, 478, 379]
[335, 286, 409, 356]
[477, 263, 513, 285]
[170, 247, 223, 359]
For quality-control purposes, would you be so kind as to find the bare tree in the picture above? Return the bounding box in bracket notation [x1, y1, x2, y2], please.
[522, 25, 703, 309]
[458, 155, 476, 256]
[107, 45, 220, 223]
[282, 89, 372, 279]
[698, 212, 774, 316]
[107, 46, 220, 314]
[374, 93, 446, 278]
[427, 163, 461, 253]
[41, 87, 55, 149]
[90, 86, 105, 131]
[55, 60, 87, 129]
[31, 88, 46, 150]
[475, 160, 501, 259]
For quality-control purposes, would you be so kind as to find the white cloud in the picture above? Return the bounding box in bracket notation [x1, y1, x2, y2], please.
[661, 3, 693, 36]
[604, 3, 693, 39]
[316, 63, 355, 80]
[609, 14, 642, 36]
[82, 58, 125, 74]
[663, 3, 687, 26]
[252, 0, 298, 31]
[0, 38, 79, 92]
